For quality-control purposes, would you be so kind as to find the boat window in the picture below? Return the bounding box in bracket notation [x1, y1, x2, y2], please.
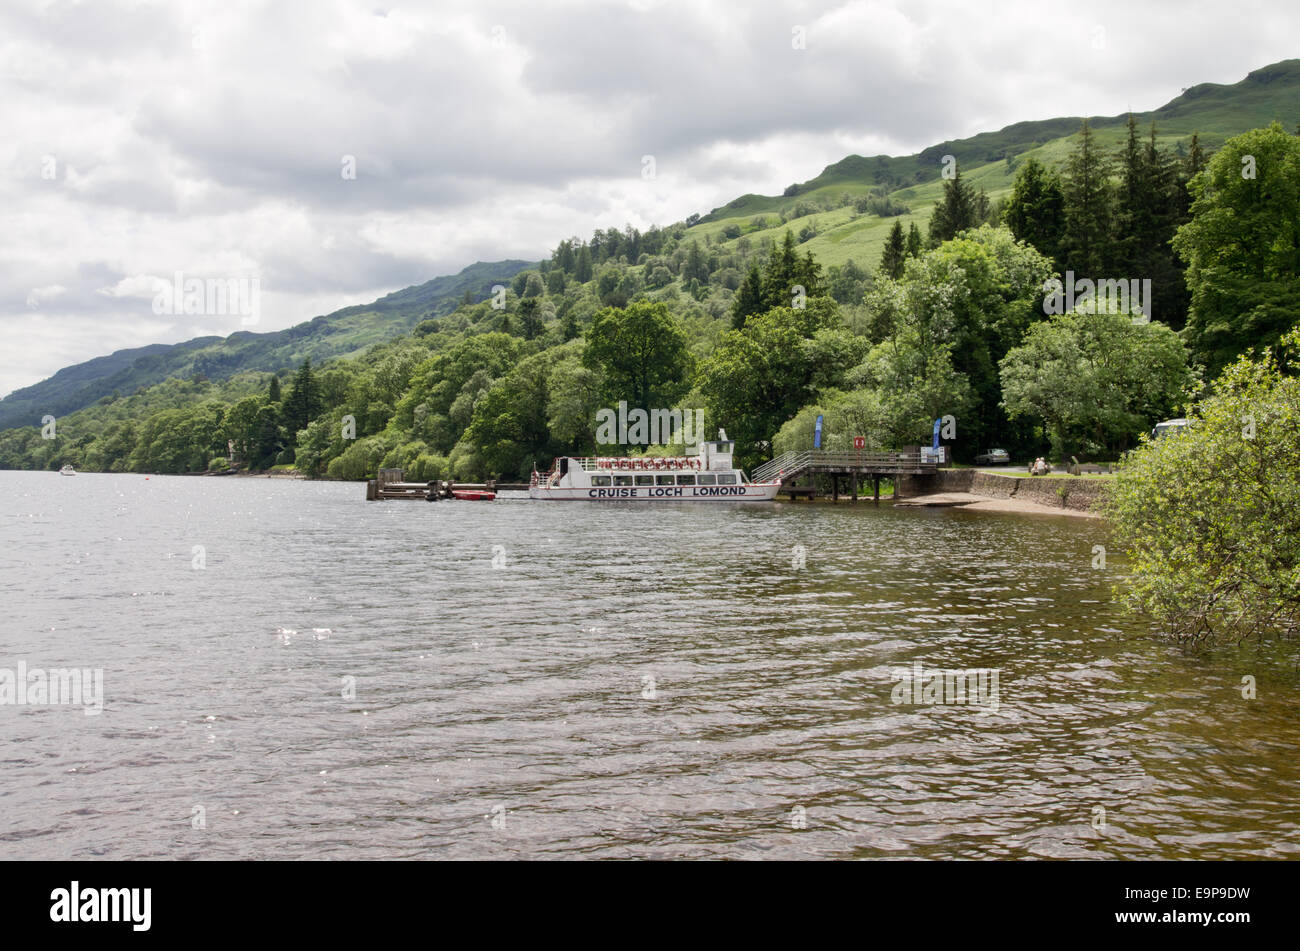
[676, 474, 697, 485]
[718, 473, 738, 485]
[591, 476, 611, 486]
[635, 475, 654, 486]
[656, 475, 675, 485]
[698, 473, 717, 485]
[613, 475, 633, 487]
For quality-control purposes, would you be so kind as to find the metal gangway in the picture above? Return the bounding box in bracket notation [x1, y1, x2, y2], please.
[750, 449, 938, 485]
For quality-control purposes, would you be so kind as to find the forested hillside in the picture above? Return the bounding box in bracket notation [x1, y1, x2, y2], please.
[0, 259, 532, 430]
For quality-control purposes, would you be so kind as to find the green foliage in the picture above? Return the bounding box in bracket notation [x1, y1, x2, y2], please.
[862, 225, 1055, 457]
[928, 166, 980, 244]
[582, 300, 692, 412]
[773, 389, 889, 454]
[1003, 156, 1065, 269]
[700, 297, 842, 467]
[1060, 120, 1115, 277]
[1110, 116, 1193, 329]
[825, 259, 871, 306]
[1103, 332, 1300, 641]
[464, 347, 579, 478]
[281, 358, 319, 435]
[1000, 308, 1197, 458]
[326, 436, 389, 481]
[880, 220, 907, 280]
[1173, 122, 1300, 377]
[731, 231, 823, 328]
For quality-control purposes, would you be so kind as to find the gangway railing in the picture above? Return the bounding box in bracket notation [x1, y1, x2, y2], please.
[750, 449, 936, 484]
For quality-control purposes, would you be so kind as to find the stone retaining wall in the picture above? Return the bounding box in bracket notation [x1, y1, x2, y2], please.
[899, 468, 1108, 513]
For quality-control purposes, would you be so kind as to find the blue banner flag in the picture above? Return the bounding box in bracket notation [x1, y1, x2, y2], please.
[932, 418, 941, 450]
[814, 414, 824, 448]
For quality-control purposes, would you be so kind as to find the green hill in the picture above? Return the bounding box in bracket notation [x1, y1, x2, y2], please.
[689, 59, 1300, 271]
[0, 259, 532, 430]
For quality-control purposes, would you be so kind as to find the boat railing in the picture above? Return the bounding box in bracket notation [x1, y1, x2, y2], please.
[559, 456, 704, 472]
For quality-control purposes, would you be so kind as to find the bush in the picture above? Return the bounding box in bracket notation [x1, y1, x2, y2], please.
[408, 452, 450, 481]
[326, 437, 387, 481]
[1103, 332, 1300, 642]
[208, 456, 229, 471]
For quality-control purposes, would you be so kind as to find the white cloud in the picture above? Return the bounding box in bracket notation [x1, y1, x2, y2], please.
[25, 284, 67, 309]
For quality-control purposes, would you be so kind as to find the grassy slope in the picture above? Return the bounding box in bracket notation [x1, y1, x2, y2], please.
[688, 59, 1300, 271]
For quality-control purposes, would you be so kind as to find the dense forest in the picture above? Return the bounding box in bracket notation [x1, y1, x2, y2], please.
[3, 121, 1299, 480]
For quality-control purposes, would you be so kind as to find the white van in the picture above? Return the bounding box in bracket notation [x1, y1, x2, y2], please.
[1151, 418, 1190, 439]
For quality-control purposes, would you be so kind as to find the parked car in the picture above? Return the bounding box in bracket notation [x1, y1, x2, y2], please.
[975, 448, 1010, 465]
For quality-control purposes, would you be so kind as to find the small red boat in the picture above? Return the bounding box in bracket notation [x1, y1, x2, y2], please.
[451, 489, 495, 501]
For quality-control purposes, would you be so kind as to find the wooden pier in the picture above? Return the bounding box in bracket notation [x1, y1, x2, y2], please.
[753, 449, 942, 503]
[366, 468, 526, 501]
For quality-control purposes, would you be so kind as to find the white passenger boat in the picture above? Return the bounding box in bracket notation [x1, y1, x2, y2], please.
[59, 465, 76, 476]
[530, 433, 781, 502]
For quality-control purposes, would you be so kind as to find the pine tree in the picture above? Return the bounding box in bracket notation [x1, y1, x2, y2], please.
[880, 219, 907, 279]
[267, 375, 282, 403]
[519, 298, 542, 340]
[1060, 119, 1114, 277]
[798, 250, 823, 298]
[575, 245, 594, 282]
[1110, 114, 1149, 274]
[928, 166, 978, 244]
[731, 263, 765, 329]
[282, 358, 318, 436]
[906, 222, 924, 259]
[1003, 157, 1066, 270]
[763, 231, 801, 307]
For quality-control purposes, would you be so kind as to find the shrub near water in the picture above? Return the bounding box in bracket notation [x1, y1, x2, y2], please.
[1103, 331, 1300, 642]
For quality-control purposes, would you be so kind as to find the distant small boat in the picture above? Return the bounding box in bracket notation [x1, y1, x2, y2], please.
[59, 465, 76, 476]
[451, 489, 495, 501]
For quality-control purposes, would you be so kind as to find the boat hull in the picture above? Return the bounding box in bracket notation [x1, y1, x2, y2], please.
[529, 482, 781, 502]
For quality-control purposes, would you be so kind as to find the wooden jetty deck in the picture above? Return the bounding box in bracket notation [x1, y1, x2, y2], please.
[366, 468, 528, 500]
[752, 449, 941, 502]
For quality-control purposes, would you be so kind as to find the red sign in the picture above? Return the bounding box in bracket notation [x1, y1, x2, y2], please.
[853, 436, 866, 449]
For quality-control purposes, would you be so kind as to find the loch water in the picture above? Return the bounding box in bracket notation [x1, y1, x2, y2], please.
[1, 470, 1297, 859]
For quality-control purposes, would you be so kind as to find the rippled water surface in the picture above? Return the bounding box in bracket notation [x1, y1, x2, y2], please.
[2, 470, 1298, 859]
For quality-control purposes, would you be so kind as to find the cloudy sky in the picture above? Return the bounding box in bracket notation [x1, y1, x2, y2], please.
[2, 0, 1295, 397]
